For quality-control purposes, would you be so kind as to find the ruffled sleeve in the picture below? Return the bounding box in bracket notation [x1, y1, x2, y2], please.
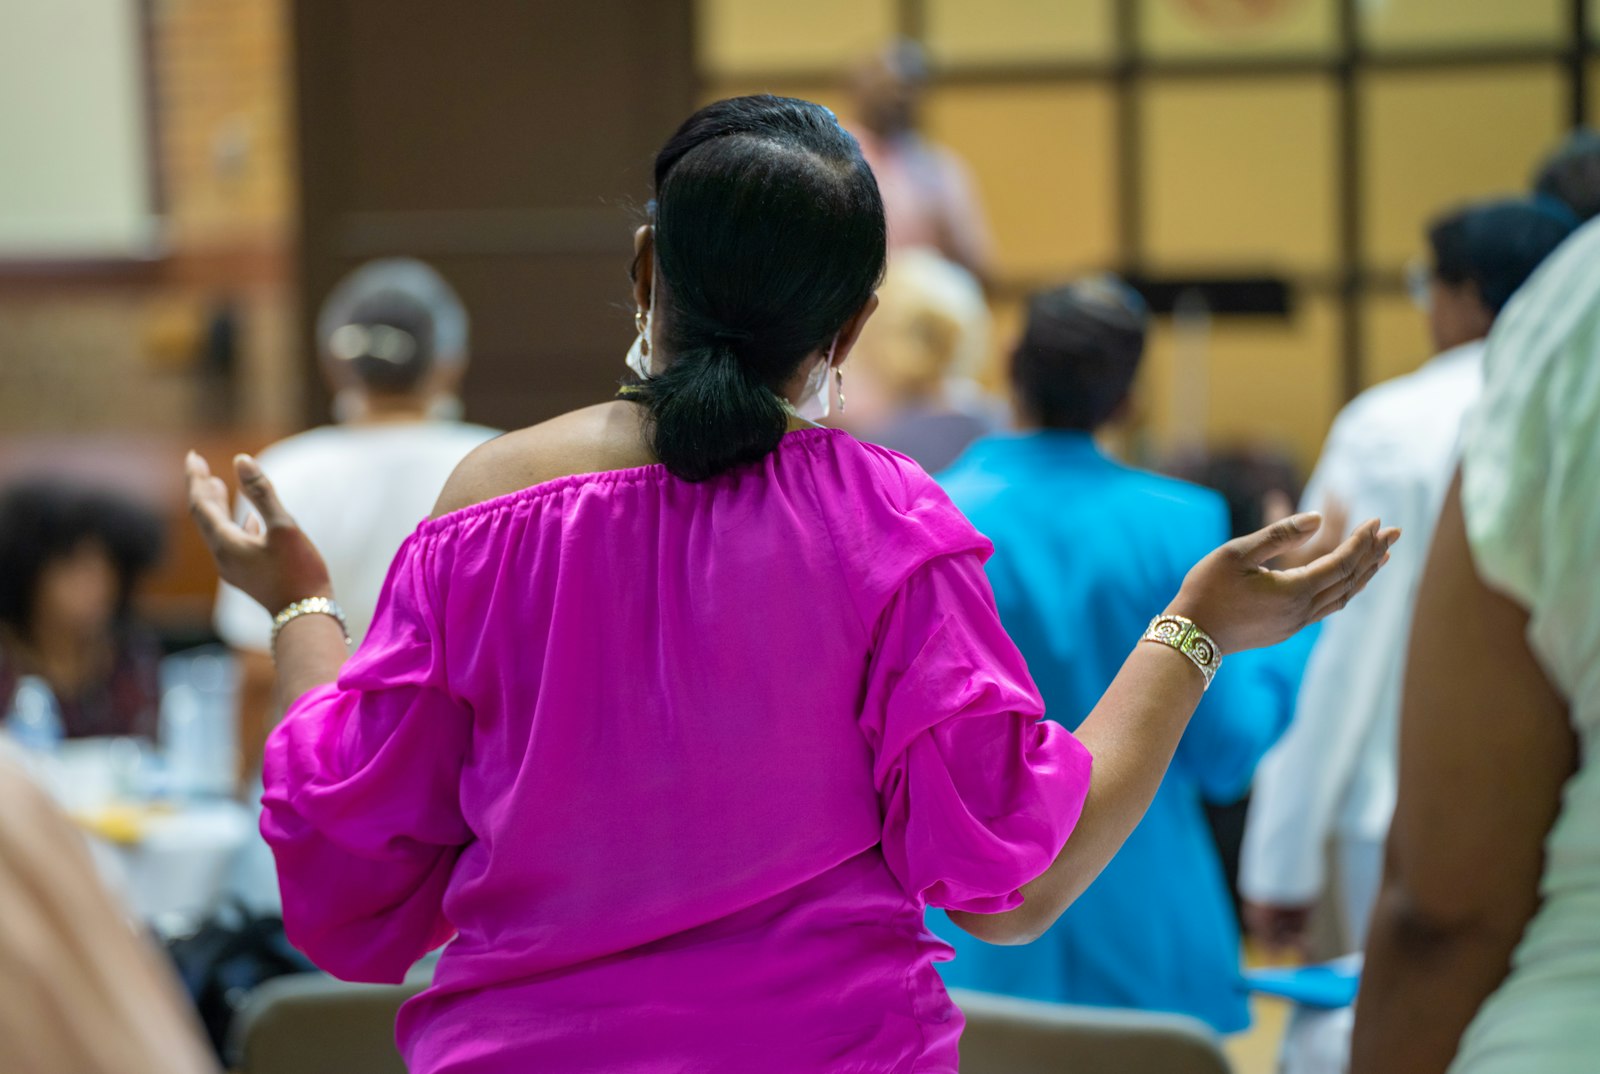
[261, 530, 472, 983]
[860, 550, 1093, 914]
[1461, 219, 1600, 702]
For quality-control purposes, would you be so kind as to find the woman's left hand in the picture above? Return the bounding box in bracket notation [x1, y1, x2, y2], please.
[185, 451, 332, 615]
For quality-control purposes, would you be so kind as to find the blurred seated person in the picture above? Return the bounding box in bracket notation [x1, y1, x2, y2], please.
[927, 277, 1317, 1033]
[215, 259, 499, 777]
[1532, 127, 1600, 222]
[848, 247, 1000, 473]
[848, 41, 993, 283]
[1240, 197, 1577, 960]
[0, 482, 163, 740]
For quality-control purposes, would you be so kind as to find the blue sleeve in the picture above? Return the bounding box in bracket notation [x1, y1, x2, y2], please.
[1167, 493, 1317, 803]
[1178, 629, 1318, 803]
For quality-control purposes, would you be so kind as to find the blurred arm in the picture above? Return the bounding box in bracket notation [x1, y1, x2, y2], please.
[1350, 479, 1573, 1074]
[0, 755, 217, 1074]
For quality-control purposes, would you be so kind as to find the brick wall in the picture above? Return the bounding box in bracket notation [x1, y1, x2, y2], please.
[0, 0, 299, 437]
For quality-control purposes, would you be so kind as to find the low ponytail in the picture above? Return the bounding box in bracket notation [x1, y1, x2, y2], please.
[634, 342, 789, 482]
[630, 95, 886, 482]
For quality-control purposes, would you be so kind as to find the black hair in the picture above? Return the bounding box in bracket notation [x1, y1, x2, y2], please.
[1428, 197, 1578, 316]
[0, 481, 164, 643]
[1010, 276, 1149, 432]
[1532, 128, 1600, 223]
[628, 95, 887, 482]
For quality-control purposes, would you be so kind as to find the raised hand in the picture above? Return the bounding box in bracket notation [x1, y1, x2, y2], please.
[1167, 512, 1400, 655]
[185, 451, 332, 615]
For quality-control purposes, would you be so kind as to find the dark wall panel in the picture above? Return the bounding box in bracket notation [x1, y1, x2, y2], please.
[292, 0, 695, 431]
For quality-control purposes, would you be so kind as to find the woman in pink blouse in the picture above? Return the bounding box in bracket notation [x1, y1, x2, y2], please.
[186, 96, 1396, 1073]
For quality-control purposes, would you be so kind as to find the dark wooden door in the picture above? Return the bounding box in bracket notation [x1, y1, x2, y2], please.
[291, 0, 695, 428]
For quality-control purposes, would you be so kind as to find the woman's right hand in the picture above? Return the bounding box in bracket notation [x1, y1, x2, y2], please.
[1166, 512, 1400, 655]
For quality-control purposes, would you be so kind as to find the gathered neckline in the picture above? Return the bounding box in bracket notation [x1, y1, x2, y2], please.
[419, 425, 847, 535]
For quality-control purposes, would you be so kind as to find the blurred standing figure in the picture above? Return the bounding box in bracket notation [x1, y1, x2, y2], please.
[849, 248, 999, 472]
[0, 482, 164, 740]
[1531, 127, 1600, 222]
[1240, 198, 1577, 957]
[215, 259, 499, 775]
[0, 750, 217, 1074]
[849, 41, 993, 283]
[929, 277, 1315, 1033]
[1353, 214, 1600, 1074]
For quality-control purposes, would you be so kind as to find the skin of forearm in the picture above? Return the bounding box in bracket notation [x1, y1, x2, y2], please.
[269, 614, 350, 719]
[1351, 883, 1525, 1074]
[947, 644, 1204, 944]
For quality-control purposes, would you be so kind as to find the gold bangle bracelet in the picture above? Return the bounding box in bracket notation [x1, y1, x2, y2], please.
[270, 596, 351, 657]
[1140, 614, 1221, 689]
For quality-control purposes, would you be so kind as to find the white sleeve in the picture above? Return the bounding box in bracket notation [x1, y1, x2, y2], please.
[1240, 549, 1413, 904]
[213, 578, 272, 653]
[1239, 409, 1384, 905]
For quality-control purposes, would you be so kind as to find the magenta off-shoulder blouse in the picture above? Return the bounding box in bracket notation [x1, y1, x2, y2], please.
[261, 427, 1092, 1074]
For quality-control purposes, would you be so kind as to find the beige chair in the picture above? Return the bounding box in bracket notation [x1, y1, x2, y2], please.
[953, 988, 1233, 1074]
[228, 963, 432, 1074]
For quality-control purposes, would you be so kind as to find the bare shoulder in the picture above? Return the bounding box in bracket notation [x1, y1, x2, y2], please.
[431, 401, 654, 518]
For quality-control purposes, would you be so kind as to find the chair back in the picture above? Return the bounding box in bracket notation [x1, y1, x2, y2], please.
[953, 988, 1233, 1074]
[229, 971, 426, 1074]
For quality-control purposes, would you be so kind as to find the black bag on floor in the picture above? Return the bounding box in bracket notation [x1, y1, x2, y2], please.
[166, 902, 317, 1060]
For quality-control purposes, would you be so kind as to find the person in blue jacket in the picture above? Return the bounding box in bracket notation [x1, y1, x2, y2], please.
[929, 276, 1316, 1033]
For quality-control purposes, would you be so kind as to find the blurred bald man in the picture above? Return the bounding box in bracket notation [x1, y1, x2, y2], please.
[848, 41, 993, 284]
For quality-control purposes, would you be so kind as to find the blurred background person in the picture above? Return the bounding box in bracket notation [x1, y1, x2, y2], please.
[1353, 217, 1600, 1074]
[928, 276, 1319, 1034]
[0, 750, 217, 1074]
[214, 258, 499, 784]
[1531, 127, 1600, 223]
[1240, 196, 1578, 960]
[0, 481, 165, 741]
[845, 247, 1000, 472]
[848, 40, 993, 284]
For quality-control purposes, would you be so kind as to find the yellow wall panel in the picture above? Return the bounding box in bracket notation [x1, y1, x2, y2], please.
[926, 0, 1115, 65]
[696, 0, 896, 76]
[978, 295, 1026, 392]
[1143, 77, 1337, 273]
[1361, 0, 1565, 50]
[1362, 67, 1565, 271]
[1360, 290, 1433, 390]
[925, 84, 1118, 278]
[1138, 297, 1342, 473]
[1141, 0, 1337, 58]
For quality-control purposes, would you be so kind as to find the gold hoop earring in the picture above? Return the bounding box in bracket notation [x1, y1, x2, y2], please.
[634, 309, 650, 357]
[835, 368, 845, 414]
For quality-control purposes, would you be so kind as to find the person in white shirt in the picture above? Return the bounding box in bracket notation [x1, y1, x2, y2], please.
[1240, 198, 1577, 956]
[215, 259, 499, 787]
